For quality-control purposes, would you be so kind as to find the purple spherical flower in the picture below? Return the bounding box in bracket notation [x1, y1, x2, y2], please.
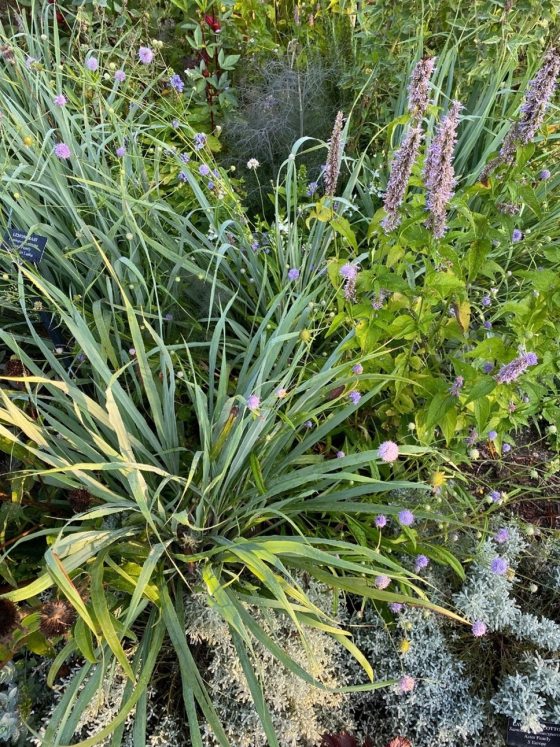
[178, 171, 188, 182]
[172, 119, 180, 129]
[85, 56, 99, 72]
[494, 528, 510, 544]
[114, 69, 126, 83]
[179, 152, 190, 164]
[398, 675, 415, 694]
[502, 443, 512, 454]
[414, 554, 429, 572]
[491, 557, 509, 575]
[398, 509, 415, 527]
[169, 73, 184, 92]
[472, 620, 487, 637]
[288, 268, 300, 281]
[199, 164, 210, 176]
[389, 602, 404, 614]
[194, 133, 207, 150]
[116, 146, 126, 158]
[336, 450, 345, 458]
[348, 390, 361, 405]
[375, 514, 388, 529]
[489, 490, 502, 503]
[246, 394, 260, 411]
[53, 94, 67, 107]
[483, 320, 492, 330]
[488, 430, 498, 441]
[164, 313, 174, 321]
[378, 441, 400, 463]
[207, 181, 215, 190]
[375, 574, 391, 590]
[340, 263, 358, 280]
[304, 419, 314, 429]
[539, 169, 551, 181]
[481, 295, 492, 307]
[482, 362, 494, 374]
[54, 142, 71, 159]
[138, 47, 154, 65]
[512, 228, 523, 243]
[352, 363, 363, 375]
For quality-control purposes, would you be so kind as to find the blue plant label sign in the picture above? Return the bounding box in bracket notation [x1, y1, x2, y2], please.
[2, 229, 47, 263]
[507, 720, 560, 746]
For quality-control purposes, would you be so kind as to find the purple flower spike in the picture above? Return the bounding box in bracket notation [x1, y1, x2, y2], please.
[491, 557, 509, 575]
[408, 57, 437, 119]
[423, 100, 462, 238]
[449, 375, 464, 397]
[381, 124, 423, 233]
[496, 352, 538, 384]
[472, 620, 487, 637]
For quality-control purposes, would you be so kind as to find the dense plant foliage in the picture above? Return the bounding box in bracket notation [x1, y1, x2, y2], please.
[0, 1, 559, 746]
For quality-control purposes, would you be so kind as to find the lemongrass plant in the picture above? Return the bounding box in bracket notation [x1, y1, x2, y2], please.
[0, 262, 469, 745]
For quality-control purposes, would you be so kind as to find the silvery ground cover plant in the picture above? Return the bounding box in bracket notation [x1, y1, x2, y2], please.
[0, 0, 559, 745]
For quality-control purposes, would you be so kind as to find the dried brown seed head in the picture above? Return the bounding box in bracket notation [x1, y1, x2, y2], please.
[40, 600, 76, 637]
[0, 599, 19, 636]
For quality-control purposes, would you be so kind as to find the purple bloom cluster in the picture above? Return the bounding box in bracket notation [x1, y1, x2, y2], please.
[512, 228, 523, 243]
[414, 554, 429, 572]
[372, 289, 388, 310]
[169, 74, 184, 93]
[494, 528, 510, 544]
[378, 441, 400, 463]
[307, 181, 319, 197]
[54, 142, 71, 159]
[246, 394, 260, 411]
[449, 375, 464, 397]
[348, 390, 361, 405]
[491, 557, 509, 576]
[495, 352, 538, 384]
[398, 509, 415, 526]
[352, 363, 363, 375]
[339, 262, 359, 301]
[85, 56, 98, 72]
[138, 47, 154, 64]
[408, 57, 437, 120]
[381, 124, 423, 233]
[423, 100, 462, 238]
[472, 620, 487, 637]
[114, 69, 126, 83]
[375, 574, 391, 590]
[194, 133, 207, 150]
[116, 146, 126, 158]
[287, 268, 300, 281]
[539, 168, 551, 180]
[375, 514, 387, 529]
